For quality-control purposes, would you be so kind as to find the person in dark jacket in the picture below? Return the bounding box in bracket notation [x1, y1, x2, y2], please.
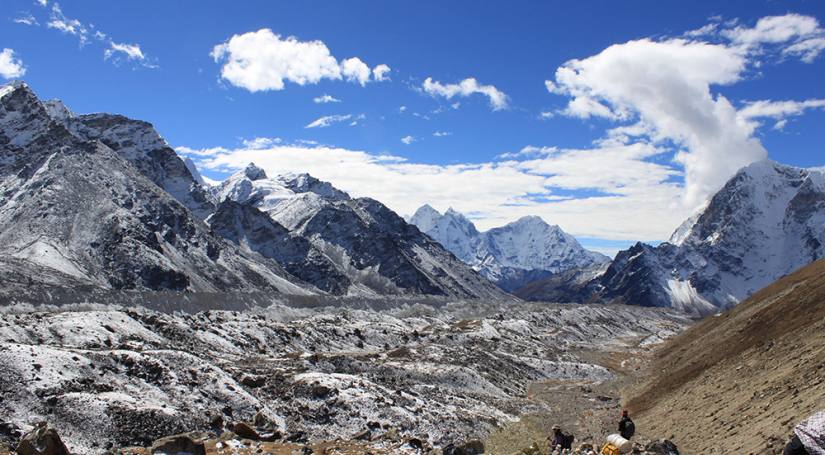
[548, 425, 572, 451]
[618, 410, 635, 439]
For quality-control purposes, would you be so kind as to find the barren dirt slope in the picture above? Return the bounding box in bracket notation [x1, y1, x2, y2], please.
[626, 258, 825, 454]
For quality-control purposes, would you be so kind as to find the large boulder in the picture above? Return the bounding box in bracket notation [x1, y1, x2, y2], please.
[15, 423, 70, 455]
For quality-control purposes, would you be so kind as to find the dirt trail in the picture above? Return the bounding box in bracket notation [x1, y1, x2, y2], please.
[485, 339, 660, 454]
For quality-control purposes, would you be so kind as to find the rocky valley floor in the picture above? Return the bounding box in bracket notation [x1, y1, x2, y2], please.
[0, 299, 690, 454]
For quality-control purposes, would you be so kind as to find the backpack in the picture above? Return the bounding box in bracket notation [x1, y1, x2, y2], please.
[623, 419, 635, 438]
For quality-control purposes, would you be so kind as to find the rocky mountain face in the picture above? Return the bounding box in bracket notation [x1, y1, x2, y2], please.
[408, 205, 609, 291]
[212, 165, 508, 299]
[0, 82, 313, 295]
[0, 81, 507, 300]
[518, 161, 825, 316]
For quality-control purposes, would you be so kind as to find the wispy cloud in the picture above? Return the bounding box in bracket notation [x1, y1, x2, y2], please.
[421, 77, 509, 111]
[13, 14, 39, 26]
[433, 131, 451, 137]
[313, 94, 341, 104]
[21, 2, 156, 69]
[305, 114, 361, 129]
[401, 135, 415, 145]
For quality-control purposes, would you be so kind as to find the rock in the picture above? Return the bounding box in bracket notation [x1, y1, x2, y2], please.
[149, 433, 206, 455]
[444, 440, 485, 455]
[644, 439, 680, 455]
[352, 429, 371, 441]
[240, 374, 265, 388]
[15, 422, 70, 455]
[231, 422, 260, 441]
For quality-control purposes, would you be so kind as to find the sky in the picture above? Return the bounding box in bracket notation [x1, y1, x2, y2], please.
[2, 0, 825, 257]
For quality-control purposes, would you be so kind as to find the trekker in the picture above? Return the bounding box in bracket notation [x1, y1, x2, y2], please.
[618, 410, 635, 440]
[784, 411, 825, 455]
[548, 425, 574, 452]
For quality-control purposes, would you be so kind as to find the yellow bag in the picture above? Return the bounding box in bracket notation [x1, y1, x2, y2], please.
[600, 443, 621, 455]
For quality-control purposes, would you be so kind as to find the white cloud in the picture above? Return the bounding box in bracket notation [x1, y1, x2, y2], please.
[47, 3, 88, 44]
[739, 98, 825, 119]
[0, 49, 26, 79]
[433, 131, 451, 137]
[104, 42, 145, 61]
[241, 137, 282, 149]
[723, 14, 820, 46]
[305, 114, 353, 129]
[401, 135, 415, 145]
[372, 64, 391, 81]
[783, 37, 825, 63]
[546, 37, 767, 206]
[739, 98, 825, 130]
[341, 57, 371, 86]
[211, 29, 389, 92]
[41, 3, 154, 68]
[36, 0, 48, 6]
[422, 77, 508, 111]
[398, 105, 407, 113]
[539, 111, 554, 119]
[718, 14, 825, 63]
[313, 94, 340, 104]
[13, 15, 39, 26]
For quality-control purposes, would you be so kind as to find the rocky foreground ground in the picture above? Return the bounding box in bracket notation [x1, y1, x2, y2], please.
[0, 300, 689, 454]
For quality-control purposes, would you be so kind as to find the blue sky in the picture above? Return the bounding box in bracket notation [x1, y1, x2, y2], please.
[3, 1, 825, 256]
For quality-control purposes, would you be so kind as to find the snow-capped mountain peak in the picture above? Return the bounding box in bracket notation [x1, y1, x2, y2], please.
[243, 162, 268, 181]
[43, 99, 73, 122]
[409, 206, 609, 290]
[409, 204, 442, 233]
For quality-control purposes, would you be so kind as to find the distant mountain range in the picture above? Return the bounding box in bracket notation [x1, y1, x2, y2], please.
[517, 160, 825, 316]
[0, 81, 506, 300]
[2, 80, 823, 315]
[408, 206, 609, 291]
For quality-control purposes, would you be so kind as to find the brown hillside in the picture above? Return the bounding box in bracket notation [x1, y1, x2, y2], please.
[626, 258, 825, 454]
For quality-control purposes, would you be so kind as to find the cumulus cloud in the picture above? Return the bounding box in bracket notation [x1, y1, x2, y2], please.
[422, 77, 508, 111]
[305, 114, 353, 129]
[546, 37, 768, 206]
[433, 131, 451, 137]
[313, 94, 340, 104]
[401, 135, 416, 145]
[0, 49, 26, 79]
[340, 57, 371, 86]
[178, 139, 687, 241]
[211, 29, 390, 92]
[372, 64, 391, 81]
